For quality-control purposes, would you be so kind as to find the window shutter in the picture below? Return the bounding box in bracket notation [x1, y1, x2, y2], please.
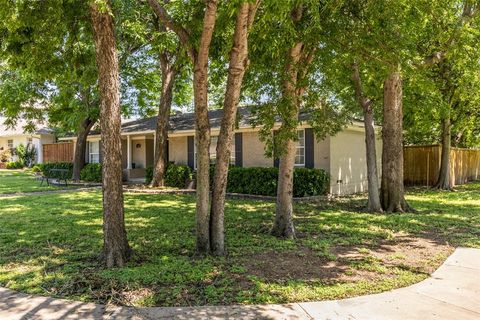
[187, 136, 194, 168]
[85, 141, 90, 163]
[305, 128, 314, 168]
[235, 132, 243, 167]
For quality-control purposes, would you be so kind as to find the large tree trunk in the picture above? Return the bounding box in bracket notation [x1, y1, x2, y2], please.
[193, 0, 218, 254]
[351, 64, 382, 212]
[381, 71, 411, 213]
[364, 109, 382, 212]
[271, 39, 304, 239]
[210, 2, 257, 256]
[72, 117, 95, 181]
[435, 116, 452, 189]
[91, 1, 131, 267]
[150, 54, 177, 187]
[272, 137, 297, 238]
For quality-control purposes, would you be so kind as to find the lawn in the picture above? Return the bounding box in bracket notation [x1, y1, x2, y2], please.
[0, 182, 479, 307]
[0, 169, 69, 194]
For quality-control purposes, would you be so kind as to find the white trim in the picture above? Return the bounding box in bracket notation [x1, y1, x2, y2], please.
[127, 135, 132, 169]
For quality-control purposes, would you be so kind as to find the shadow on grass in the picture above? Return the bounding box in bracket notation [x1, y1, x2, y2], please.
[0, 182, 479, 308]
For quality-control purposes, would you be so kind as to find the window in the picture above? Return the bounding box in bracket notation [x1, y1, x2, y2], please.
[7, 140, 13, 149]
[194, 135, 236, 168]
[27, 138, 33, 145]
[89, 141, 100, 163]
[295, 129, 305, 167]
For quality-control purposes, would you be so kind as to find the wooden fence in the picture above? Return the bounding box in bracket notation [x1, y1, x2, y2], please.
[42, 142, 74, 163]
[404, 145, 480, 186]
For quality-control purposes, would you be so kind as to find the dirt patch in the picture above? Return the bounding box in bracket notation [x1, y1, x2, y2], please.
[245, 233, 453, 283]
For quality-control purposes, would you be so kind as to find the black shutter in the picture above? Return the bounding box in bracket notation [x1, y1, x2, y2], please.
[85, 141, 90, 163]
[305, 128, 314, 168]
[187, 136, 194, 168]
[235, 132, 243, 167]
[273, 131, 279, 168]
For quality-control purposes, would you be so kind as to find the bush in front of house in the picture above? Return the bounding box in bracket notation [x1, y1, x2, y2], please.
[224, 166, 278, 196]
[36, 162, 74, 179]
[15, 143, 37, 167]
[146, 162, 194, 188]
[165, 163, 193, 188]
[80, 163, 102, 182]
[222, 166, 330, 197]
[6, 161, 24, 169]
[292, 167, 330, 197]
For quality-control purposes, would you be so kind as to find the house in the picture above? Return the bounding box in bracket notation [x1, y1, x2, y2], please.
[59, 107, 382, 195]
[0, 118, 55, 164]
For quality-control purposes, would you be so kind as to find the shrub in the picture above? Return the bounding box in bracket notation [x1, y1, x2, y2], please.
[36, 162, 74, 179]
[292, 168, 330, 197]
[6, 161, 24, 169]
[223, 167, 278, 196]
[31, 165, 42, 173]
[0, 149, 12, 163]
[146, 166, 153, 184]
[165, 163, 193, 188]
[80, 163, 102, 182]
[146, 162, 194, 188]
[15, 143, 36, 167]
[212, 166, 330, 197]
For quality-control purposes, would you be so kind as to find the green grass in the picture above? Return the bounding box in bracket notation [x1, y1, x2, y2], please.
[0, 169, 73, 194]
[0, 181, 479, 307]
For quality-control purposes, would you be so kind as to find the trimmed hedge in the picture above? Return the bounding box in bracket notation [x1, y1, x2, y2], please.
[36, 162, 73, 179]
[6, 161, 24, 169]
[146, 162, 194, 188]
[147, 164, 331, 197]
[80, 163, 102, 182]
[212, 166, 330, 197]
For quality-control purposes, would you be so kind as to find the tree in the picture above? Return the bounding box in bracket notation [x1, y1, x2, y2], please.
[149, 21, 185, 187]
[0, 1, 99, 180]
[210, 0, 259, 255]
[244, 1, 348, 238]
[148, 0, 218, 254]
[351, 63, 382, 212]
[90, 0, 131, 267]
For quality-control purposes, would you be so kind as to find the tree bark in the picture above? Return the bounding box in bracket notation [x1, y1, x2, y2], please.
[381, 71, 411, 213]
[271, 38, 304, 239]
[148, 0, 218, 254]
[150, 54, 177, 187]
[90, 1, 131, 267]
[72, 117, 95, 181]
[351, 64, 382, 212]
[435, 116, 452, 189]
[193, 0, 218, 254]
[210, 2, 257, 256]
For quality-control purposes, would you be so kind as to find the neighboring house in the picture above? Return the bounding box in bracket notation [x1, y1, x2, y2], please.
[59, 107, 382, 195]
[0, 118, 55, 164]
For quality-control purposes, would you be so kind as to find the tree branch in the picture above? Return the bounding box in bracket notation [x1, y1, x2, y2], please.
[146, 0, 195, 59]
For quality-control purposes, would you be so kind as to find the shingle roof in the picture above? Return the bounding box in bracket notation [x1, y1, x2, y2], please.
[119, 106, 312, 134]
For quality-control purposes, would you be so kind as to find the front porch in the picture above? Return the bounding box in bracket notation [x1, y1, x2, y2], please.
[120, 133, 155, 182]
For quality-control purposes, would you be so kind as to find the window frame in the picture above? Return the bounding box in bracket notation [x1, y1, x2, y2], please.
[7, 140, 13, 149]
[294, 129, 305, 167]
[194, 135, 236, 169]
[88, 141, 100, 164]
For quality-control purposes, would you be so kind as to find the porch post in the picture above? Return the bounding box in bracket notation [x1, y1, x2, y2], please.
[127, 135, 132, 169]
[153, 131, 156, 155]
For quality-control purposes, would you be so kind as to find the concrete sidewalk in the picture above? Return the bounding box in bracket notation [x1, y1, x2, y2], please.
[0, 248, 479, 320]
